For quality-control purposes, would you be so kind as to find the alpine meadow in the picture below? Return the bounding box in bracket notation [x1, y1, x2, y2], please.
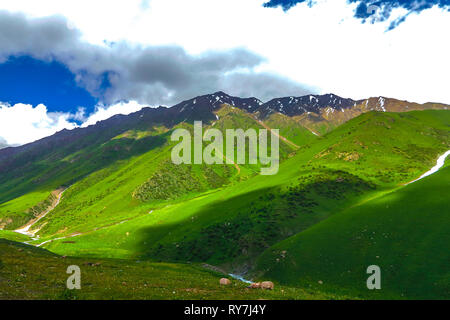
[1, 0, 450, 304]
[1, 91, 449, 300]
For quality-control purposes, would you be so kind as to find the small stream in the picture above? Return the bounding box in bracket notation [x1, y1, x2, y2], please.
[15, 189, 66, 237]
[229, 273, 253, 284]
[407, 150, 450, 185]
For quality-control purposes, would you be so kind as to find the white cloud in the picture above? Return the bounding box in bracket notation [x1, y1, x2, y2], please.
[0, 136, 10, 149]
[1, 10, 302, 106]
[0, 102, 77, 145]
[81, 101, 149, 127]
[2, 0, 448, 104]
[0, 0, 449, 105]
[0, 101, 149, 146]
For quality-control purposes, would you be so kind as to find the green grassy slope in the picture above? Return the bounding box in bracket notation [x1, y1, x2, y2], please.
[0, 190, 55, 229]
[0, 239, 347, 300]
[37, 111, 449, 279]
[24, 106, 300, 236]
[0, 230, 31, 242]
[0, 129, 171, 229]
[254, 163, 450, 299]
[0, 104, 307, 232]
[220, 108, 318, 148]
[263, 112, 317, 146]
[1, 110, 448, 300]
[313, 111, 450, 186]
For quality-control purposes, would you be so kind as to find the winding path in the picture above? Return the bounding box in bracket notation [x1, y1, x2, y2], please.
[34, 217, 134, 247]
[204, 122, 241, 174]
[248, 114, 300, 149]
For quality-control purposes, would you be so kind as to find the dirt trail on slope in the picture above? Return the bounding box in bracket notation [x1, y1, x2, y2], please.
[15, 188, 66, 237]
[205, 122, 241, 175]
[307, 128, 320, 137]
[219, 151, 241, 174]
[207, 114, 300, 174]
[34, 216, 137, 247]
[247, 114, 300, 149]
[212, 139, 241, 174]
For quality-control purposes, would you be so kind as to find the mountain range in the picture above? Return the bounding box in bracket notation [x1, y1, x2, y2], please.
[0, 91, 449, 300]
[1, 92, 447, 158]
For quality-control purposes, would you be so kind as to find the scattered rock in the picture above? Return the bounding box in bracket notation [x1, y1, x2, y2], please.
[220, 278, 231, 285]
[248, 282, 261, 289]
[261, 281, 274, 290]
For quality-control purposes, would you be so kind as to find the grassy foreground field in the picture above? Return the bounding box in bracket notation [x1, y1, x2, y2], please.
[0, 239, 349, 300]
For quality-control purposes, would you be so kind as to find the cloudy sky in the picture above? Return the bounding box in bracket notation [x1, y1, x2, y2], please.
[0, 0, 449, 146]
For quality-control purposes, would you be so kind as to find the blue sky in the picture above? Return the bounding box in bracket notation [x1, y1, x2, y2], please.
[0, 56, 97, 115]
[0, 0, 449, 146]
